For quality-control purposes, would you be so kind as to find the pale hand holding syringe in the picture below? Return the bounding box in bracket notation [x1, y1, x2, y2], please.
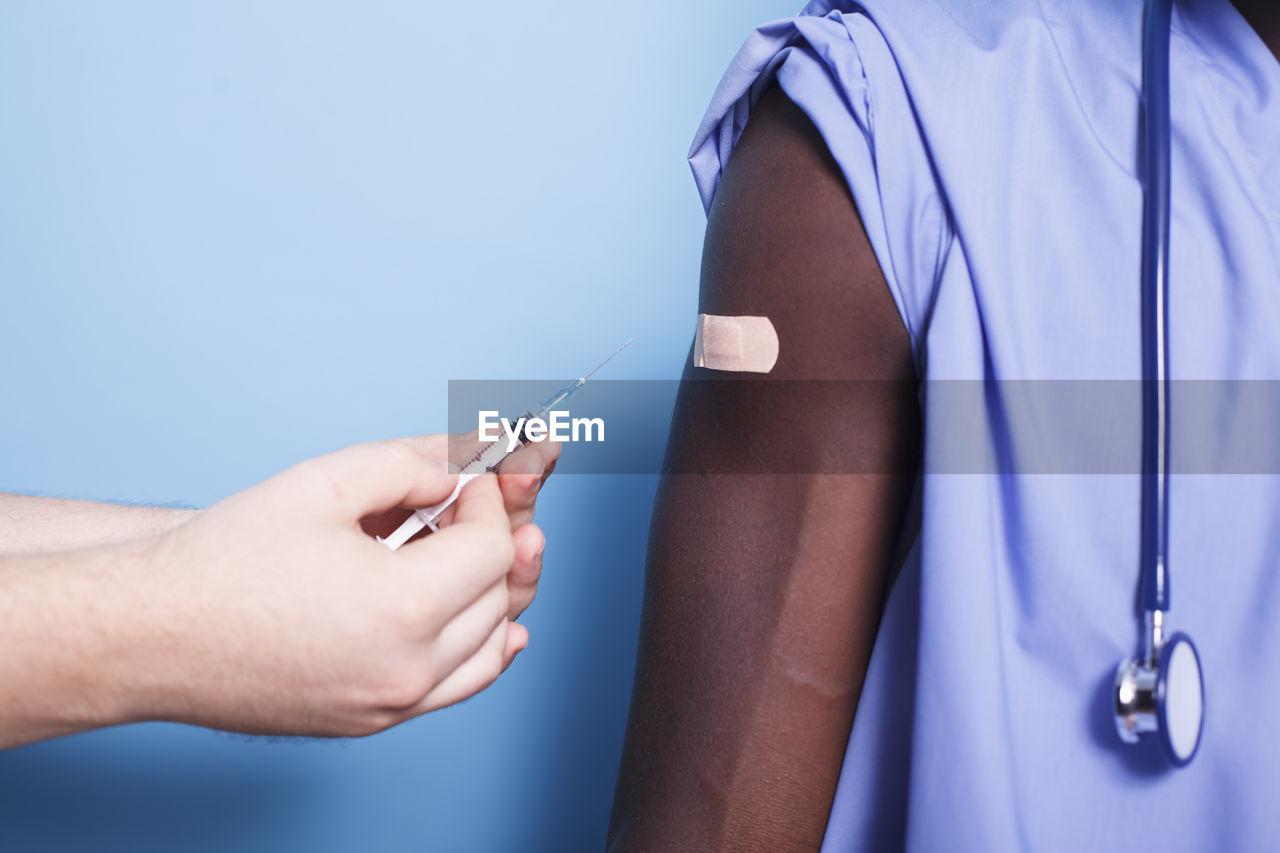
[379, 339, 631, 551]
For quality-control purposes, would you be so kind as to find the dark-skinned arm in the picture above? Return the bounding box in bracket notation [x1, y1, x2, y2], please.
[608, 84, 921, 851]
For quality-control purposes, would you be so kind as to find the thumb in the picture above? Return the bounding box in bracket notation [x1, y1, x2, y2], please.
[449, 472, 509, 531]
[293, 438, 458, 521]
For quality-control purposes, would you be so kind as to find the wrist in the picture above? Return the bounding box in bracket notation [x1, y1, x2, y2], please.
[84, 534, 194, 730]
[0, 542, 159, 747]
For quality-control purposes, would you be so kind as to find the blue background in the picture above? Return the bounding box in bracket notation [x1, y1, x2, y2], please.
[0, 1, 794, 850]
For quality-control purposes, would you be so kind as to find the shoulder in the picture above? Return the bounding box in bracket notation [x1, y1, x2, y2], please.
[701, 82, 915, 382]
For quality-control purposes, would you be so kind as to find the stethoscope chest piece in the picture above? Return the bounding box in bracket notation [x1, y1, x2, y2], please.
[1114, 631, 1204, 766]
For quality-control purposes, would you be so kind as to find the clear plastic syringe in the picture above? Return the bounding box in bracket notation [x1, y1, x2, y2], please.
[378, 339, 631, 551]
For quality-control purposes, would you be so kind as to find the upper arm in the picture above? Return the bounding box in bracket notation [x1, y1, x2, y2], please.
[608, 84, 920, 850]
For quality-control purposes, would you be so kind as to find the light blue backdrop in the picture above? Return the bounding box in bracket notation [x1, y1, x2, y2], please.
[0, 2, 796, 850]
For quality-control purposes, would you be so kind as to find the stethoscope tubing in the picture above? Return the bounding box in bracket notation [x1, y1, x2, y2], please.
[1141, 0, 1174, 616]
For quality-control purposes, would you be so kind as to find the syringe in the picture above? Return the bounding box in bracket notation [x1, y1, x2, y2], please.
[378, 339, 632, 551]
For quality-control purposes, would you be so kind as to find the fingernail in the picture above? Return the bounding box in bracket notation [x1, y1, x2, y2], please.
[535, 543, 545, 570]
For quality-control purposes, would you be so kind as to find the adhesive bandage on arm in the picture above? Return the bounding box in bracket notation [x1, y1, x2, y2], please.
[693, 314, 779, 374]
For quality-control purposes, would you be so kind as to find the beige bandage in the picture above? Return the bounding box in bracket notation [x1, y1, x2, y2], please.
[693, 313, 779, 374]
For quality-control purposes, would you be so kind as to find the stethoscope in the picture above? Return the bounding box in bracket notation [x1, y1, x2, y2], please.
[1111, 0, 1205, 767]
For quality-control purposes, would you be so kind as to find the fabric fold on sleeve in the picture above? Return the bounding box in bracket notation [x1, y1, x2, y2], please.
[688, 8, 951, 365]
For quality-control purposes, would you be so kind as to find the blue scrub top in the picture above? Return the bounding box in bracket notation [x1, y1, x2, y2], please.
[690, 0, 1280, 849]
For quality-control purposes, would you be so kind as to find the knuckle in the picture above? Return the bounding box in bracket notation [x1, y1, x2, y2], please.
[372, 671, 432, 712]
[385, 584, 446, 640]
[443, 524, 515, 575]
[492, 533, 517, 568]
[504, 472, 539, 494]
[414, 593, 445, 634]
[288, 457, 331, 496]
[464, 526, 514, 569]
[483, 638, 506, 678]
[512, 585, 537, 616]
[488, 585, 511, 625]
[384, 590, 427, 634]
[353, 708, 402, 737]
[379, 439, 422, 473]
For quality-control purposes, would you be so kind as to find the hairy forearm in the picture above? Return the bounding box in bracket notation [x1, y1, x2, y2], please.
[0, 541, 157, 749]
[0, 493, 195, 555]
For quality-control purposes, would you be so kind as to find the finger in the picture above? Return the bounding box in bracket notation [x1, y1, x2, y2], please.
[504, 622, 530, 666]
[496, 441, 559, 529]
[449, 473, 509, 530]
[359, 505, 416, 541]
[443, 429, 487, 474]
[503, 436, 560, 477]
[351, 435, 454, 538]
[399, 471, 505, 539]
[424, 501, 458, 531]
[398, 487, 516, 618]
[415, 619, 523, 714]
[421, 436, 560, 532]
[496, 446, 545, 528]
[507, 523, 544, 620]
[422, 579, 509, 683]
[292, 438, 457, 522]
[399, 524, 515, 619]
[396, 433, 450, 463]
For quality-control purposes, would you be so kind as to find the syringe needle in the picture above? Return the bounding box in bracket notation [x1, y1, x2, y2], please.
[581, 338, 633, 382]
[531, 338, 634, 417]
[380, 337, 633, 552]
